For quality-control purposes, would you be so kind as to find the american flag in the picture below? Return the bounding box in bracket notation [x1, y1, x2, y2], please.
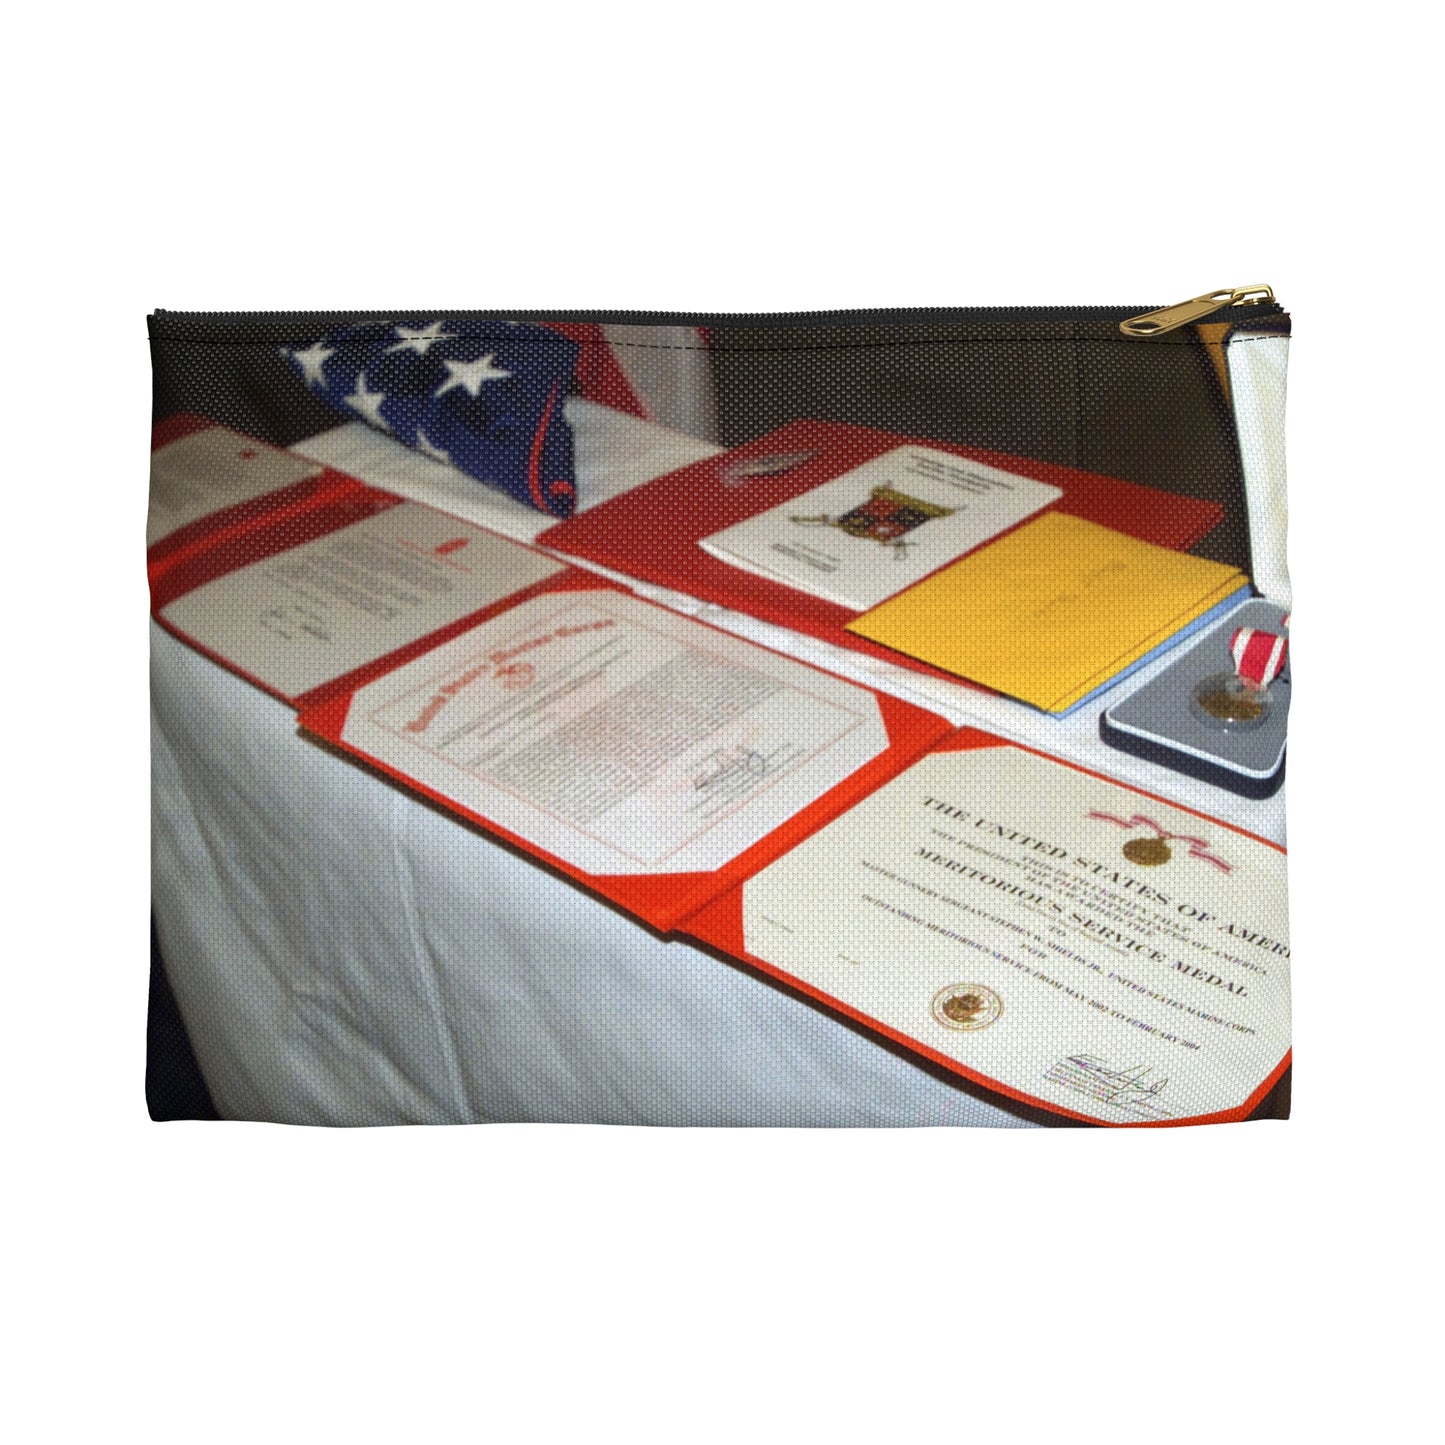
[283, 318, 582, 517]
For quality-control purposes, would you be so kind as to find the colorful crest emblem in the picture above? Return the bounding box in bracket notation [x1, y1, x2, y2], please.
[791, 484, 955, 553]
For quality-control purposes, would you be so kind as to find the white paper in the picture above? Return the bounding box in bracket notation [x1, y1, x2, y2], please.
[289, 399, 723, 544]
[742, 745, 1289, 1124]
[699, 445, 1063, 610]
[159, 503, 563, 699]
[148, 426, 325, 546]
[338, 592, 889, 877]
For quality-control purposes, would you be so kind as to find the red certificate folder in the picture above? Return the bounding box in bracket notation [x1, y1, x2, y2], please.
[148, 416, 598, 710]
[299, 589, 956, 934]
[148, 413, 375, 578]
[684, 727, 1290, 1128]
[536, 419, 1227, 688]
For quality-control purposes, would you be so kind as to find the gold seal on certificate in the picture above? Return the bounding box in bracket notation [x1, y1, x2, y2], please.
[932, 984, 1003, 1031]
[1121, 836, 1173, 866]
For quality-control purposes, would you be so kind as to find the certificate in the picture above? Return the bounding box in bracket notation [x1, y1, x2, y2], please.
[729, 734, 1289, 1125]
[148, 423, 327, 547]
[699, 445, 1062, 611]
[326, 590, 891, 879]
[159, 502, 564, 701]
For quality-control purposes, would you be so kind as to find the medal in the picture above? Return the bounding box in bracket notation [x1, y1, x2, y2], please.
[1197, 684, 1266, 722]
[1191, 621, 1288, 731]
[1229, 625, 1289, 689]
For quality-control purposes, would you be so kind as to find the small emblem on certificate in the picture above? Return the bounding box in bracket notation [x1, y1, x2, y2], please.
[791, 484, 957, 554]
[1122, 836, 1173, 866]
[1087, 810, 1232, 874]
[931, 983, 1003, 1032]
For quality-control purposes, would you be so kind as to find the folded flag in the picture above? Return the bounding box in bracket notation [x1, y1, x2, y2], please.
[283, 319, 582, 517]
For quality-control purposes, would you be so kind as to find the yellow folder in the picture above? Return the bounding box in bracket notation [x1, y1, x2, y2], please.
[845, 512, 1248, 713]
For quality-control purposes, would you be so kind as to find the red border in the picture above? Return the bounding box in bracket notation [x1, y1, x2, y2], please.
[149, 484, 404, 609]
[157, 538, 619, 710]
[147, 415, 384, 586]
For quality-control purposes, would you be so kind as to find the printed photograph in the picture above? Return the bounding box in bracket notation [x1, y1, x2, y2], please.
[147, 298, 1292, 1127]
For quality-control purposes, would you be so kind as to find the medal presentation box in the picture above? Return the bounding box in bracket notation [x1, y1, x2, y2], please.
[1101, 598, 1291, 798]
[686, 728, 1290, 1127]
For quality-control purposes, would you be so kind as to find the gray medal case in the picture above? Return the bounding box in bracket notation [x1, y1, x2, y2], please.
[1100, 596, 1290, 799]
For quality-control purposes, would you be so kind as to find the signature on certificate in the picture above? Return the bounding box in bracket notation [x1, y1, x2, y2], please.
[1045, 1054, 1172, 1116]
[693, 746, 775, 793]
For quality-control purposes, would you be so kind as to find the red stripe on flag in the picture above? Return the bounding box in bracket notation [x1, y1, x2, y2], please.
[539, 321, 648, 418]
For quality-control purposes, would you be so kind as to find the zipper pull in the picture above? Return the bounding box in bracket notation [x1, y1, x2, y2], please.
[1120, 285, 1275, 337]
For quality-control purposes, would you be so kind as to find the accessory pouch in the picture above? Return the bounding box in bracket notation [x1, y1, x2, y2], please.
[147, 293, 1292, 1127]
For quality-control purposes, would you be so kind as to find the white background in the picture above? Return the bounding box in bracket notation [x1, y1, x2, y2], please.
[5, 1, 1436, 1440]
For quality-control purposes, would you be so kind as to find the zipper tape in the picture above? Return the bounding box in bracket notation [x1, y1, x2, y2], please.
[151, 296, 1285, 335]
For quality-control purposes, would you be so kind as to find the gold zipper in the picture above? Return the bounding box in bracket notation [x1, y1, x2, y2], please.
[1120, 285, 1276, 337]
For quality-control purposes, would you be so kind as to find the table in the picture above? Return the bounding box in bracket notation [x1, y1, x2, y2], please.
[151, 400, 1285, 1126]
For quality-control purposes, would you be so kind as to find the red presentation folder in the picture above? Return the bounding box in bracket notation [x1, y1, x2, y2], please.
[683, 727, 1290, 1128]
[148, 415, 600, 711]
[537, 419, 1226, 688]
[147, 413, 378, 582]
[299, 600, 956, 935]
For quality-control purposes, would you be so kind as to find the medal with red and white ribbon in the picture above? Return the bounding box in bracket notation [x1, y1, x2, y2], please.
[1229, 625, 1289, 692]
[1194, 613, 1289, 724]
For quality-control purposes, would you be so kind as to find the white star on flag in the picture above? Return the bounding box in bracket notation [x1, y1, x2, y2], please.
[436, 353, 513, 399]
[387, 320, 456, 356]
[279, 316, 588, 518]
[291, 340, 335, 388]
[346, 373, 391, 430]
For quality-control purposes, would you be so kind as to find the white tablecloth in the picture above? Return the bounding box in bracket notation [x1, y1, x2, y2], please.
[152, 400, 1282, 1126]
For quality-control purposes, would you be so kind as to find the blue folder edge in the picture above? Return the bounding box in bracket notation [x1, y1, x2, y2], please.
[1046, 586, 1253, 717]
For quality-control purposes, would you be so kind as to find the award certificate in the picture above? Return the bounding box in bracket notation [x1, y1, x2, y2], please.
[148, 423, 326, 546]
[736, 734, 1290, 1125]
[328, 591, 891, 878]
[158, 503, 564, 700]
[699, 445, 1062, 611]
